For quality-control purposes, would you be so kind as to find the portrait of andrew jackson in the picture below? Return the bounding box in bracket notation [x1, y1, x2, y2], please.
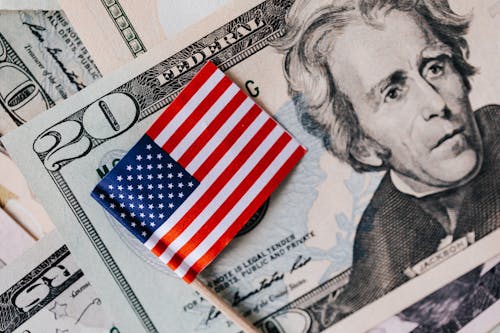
[276, 0, 499, 325]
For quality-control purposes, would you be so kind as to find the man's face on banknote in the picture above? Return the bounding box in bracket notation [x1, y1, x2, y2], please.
[328, 10, 483, 190]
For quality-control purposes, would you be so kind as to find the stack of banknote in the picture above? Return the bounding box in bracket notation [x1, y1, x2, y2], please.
[0, 0, 498, 332]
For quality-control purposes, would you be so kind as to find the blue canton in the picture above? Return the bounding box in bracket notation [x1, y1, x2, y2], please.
[92, 135, 199, 243]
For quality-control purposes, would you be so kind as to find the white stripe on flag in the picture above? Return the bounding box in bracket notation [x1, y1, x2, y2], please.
[175, 139, 300, 277]
[185, 97, 255, 175]
[154, 69, 225, 147]
[157, 126, 285, 264]
[169, 83, 240, 160]
[144, 111, 269, 249]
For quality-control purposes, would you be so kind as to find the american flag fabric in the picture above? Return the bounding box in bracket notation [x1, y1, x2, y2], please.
[92, 61, 306, 283]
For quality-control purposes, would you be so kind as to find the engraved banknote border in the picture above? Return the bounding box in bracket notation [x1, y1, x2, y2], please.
[99, 0, 147, 57]
[0, 33, 55, 125]
[0, 245, 83, 333]
[48, 171, 159, 332]
[33, 0, 355, 331]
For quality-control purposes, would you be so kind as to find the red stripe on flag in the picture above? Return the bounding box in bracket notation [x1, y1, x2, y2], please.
[167, 133, 292, 270]
[151, 117, 276, 257]
[182, 145, 306, 283]
[193, 104, 263, 181]
[161, 76, 233, 153]
[147, 62, 218, 139]
[177, 91, 247, 168]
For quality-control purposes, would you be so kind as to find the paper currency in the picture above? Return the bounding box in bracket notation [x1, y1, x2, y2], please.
[57, 0, 231, 74]
[0, 9, 101, 263]
[3, 0, 499, 332]
[0, 10, 101, 135]
[368, 255, 500, 333]
[0, 0, 59, 10]
[0, 230, 119, 332]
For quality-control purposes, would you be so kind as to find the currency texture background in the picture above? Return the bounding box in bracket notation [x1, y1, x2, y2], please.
[2, 0, 499, 332]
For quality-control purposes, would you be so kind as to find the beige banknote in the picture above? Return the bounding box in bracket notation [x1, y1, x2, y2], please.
[0, 10, 101, 134]
[0, 9, 101, 264]
[0, 10, 118, 332]
[0, 0, 59, 10]
[0, 8, 101, 260]
[0, 230, 120, 332]
[58, 0, 231, 74]
[3, 0, 499, 332]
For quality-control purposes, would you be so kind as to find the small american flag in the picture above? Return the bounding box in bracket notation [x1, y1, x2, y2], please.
[92, 61, 306, 283]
